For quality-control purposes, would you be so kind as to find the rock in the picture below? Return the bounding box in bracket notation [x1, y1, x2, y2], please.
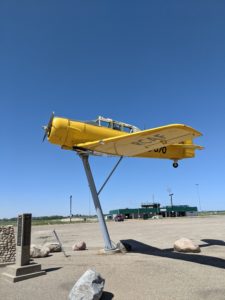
[30, 244, 50, 258]
[117, 241, 132, 253]
[30, 245, 42, 258]
[72, 241, 86, 251]
[174, 238, 201, 253]
[68, 269, 105, 300]
[44, 242, 61, 252]
[40, 246, 51, 257]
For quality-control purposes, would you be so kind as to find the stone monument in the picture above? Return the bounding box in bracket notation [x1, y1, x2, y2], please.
[2, 213, 46, 282]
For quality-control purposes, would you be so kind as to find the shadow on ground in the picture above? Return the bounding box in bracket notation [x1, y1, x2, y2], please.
[200, 239, 225, 247]
[44, 267, 62, 273]
[101, 291, 114, 300]
[121, 239, 225, 269]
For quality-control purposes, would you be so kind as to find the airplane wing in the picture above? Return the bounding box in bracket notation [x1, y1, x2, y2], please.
[76, 124, 202, 157]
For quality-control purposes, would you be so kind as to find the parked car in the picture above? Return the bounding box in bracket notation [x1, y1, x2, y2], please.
[114, 214, 125, 222]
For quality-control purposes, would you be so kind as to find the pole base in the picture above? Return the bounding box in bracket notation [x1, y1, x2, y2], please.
[2, 262, 46, 282]
[98, 248, 121, 255]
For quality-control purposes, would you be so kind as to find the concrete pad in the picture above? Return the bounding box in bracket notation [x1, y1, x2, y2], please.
[98, 248, 121, 255]
[2, 263, 46, 282]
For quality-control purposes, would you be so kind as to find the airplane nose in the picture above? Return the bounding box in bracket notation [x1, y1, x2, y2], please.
[48, 117, 69, 146]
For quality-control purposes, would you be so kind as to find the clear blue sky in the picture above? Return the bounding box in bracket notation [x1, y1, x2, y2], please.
[1, 1, 225, 218]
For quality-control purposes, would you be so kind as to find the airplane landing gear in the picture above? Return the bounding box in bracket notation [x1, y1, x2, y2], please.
[173, 160, 179, 168]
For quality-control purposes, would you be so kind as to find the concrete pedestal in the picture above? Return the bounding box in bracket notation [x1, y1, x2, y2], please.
[98, 248, 121, 255]
[2, 263, 46, 282]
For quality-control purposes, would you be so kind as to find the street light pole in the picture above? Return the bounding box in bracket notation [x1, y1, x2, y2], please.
[169, 193, 174, 217]
[169, 193, 174, 207]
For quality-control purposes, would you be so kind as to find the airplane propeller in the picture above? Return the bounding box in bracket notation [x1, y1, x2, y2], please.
[42, 112, 54, 142]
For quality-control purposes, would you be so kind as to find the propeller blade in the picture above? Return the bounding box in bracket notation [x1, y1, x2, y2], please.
[42, 112, 54, 142]
[42, 132, 47, 142]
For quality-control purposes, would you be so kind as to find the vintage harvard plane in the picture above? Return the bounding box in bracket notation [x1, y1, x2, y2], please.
[43, 113, 203, 168]
[43, 113, 203, 251]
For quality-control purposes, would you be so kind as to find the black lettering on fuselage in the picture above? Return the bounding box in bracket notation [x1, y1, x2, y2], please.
[149, 147, 167, 154]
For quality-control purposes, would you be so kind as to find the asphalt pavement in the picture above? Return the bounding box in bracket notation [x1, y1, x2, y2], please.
[1, 216, 225, 300]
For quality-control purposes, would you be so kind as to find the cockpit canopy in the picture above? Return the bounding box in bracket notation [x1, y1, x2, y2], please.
[94, 116, 140, 133]
[85, 116, 140, 133]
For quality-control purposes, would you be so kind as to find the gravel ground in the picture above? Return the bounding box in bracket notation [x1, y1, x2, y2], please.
[1, 216, 225, 300]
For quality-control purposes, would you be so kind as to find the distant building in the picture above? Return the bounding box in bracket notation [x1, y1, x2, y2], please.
[109, 204, 198, 219]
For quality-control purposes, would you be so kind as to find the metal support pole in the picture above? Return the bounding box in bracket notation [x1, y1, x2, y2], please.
[53, 229, 68, 257]
[98, 156, 123, 196]
[80, 154, 115, 251]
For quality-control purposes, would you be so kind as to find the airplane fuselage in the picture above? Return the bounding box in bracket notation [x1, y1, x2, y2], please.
[48, 117, 197, 160]
[49, 117, 128, 148]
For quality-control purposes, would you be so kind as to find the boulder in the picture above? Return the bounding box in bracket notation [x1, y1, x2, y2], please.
[68, 269, 105, 300]
[72, 241, 86, 251]
[44, 242, 61, 252]
[174, 238, 201, 253]
[30, 245, 41, 258]
[30, 244, 50, 258]
[40, 246, 51, 257]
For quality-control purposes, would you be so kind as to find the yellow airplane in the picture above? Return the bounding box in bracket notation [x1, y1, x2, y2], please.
[43, 113, 203, 168]
[43, 113, 203, 251]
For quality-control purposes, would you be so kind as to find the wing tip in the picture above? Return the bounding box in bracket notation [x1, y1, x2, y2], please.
[175, 124, 203, 137]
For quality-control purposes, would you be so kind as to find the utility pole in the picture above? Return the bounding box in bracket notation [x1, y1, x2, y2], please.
[169, 193, 174, 217]
[70, 195, 72, 223]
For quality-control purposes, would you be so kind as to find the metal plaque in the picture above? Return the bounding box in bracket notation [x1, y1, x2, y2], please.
[23, 214, 31, 246]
